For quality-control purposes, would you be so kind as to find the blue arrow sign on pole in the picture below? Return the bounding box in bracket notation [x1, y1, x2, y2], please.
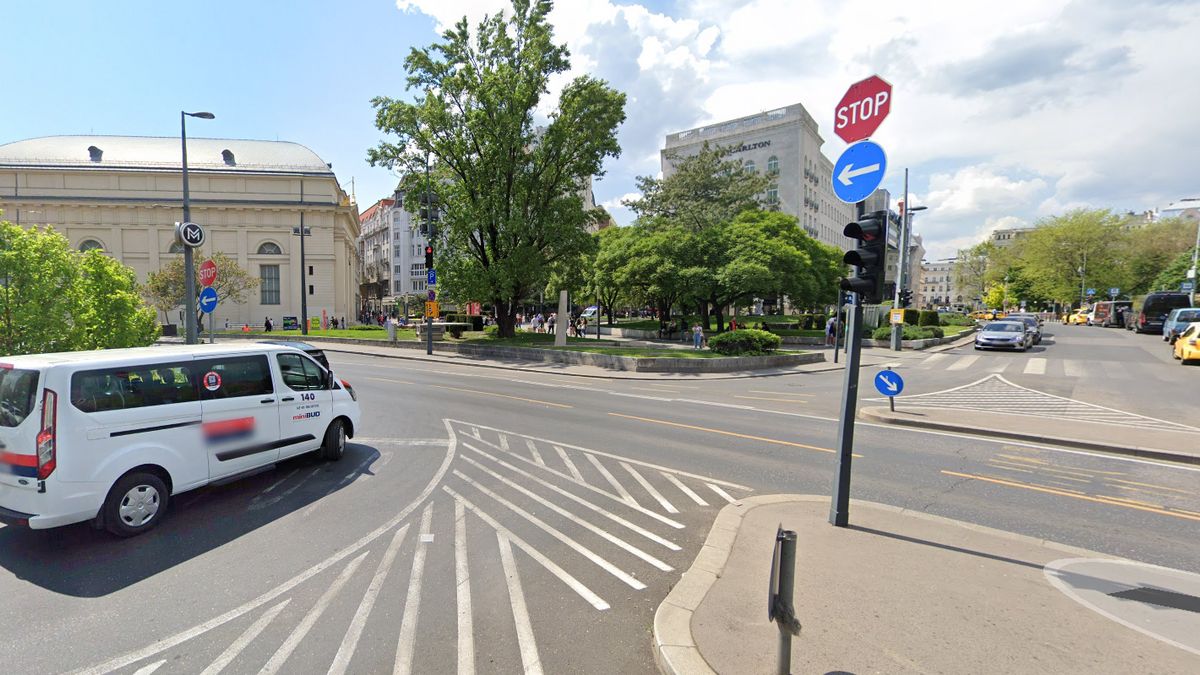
[198, 286, 218, 314]
[1087, 288, 1096, 296]
[873, 370, 903, 397]
[832, 140, 887, 204]
[427, 269, 437, 286]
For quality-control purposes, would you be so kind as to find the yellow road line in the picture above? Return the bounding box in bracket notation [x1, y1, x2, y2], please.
[1106, 477, 1193, 495]
[1175, 508, 1200, 518]
[609, 412, 842, 455]
[430, 384, 573, 409]
[365, 377, 416, 385]
[1097, 494, 1162, 509]
[733, 395, 810, 404]
[1036, 466, 1099, 479]
[1041, 481, 1087, 494]
[748, 390, 811, 396]
[940, 470, 1200, 523]
[985, 461, 1036, 473]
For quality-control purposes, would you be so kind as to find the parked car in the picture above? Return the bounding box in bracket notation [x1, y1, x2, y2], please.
[1163, 308, 1200, 343]
[0, 343, 360, 536]
[1091, 301, 1132, 328]
[1172, 322, 1200, 364]
[258, 340, 331, 370]
[974, 321, 1032, 351]
[1067, 308, 1090, 325]
[1134, 292, 1192, 334]
[1010, 315, 1042, 344]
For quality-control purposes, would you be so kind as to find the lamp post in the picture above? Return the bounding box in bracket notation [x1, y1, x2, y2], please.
[181, 110, 214, 344]
[1077, 251, 1086, 307]
[890, 166, 927, 351]
[293, 216, 311, 335]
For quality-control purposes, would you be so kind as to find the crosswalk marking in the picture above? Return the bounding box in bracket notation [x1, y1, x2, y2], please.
[462, 443, 680, 551]
[454, 502, 475, 675]
[452, 469, 647, 590]
[661, 472, 708, 506]
[497, 533, 543, 675]
[201, 600, 290, 675]
[707, 484, 737, 504]
[132, 661, 166, 675]
[553, 445, 585, 483]
[1062, 359, 1087, 378]
[394, 504, 435, 675]
[946, 355, 978, 371]
[585, 453, 637, 505]
[621, 462, 678, 514]
[499, 434, 510, 451]
[923, 353, 948, 365]
[1022, 357, 1047, 375]
[461, 456, 672, 572]
[443, 485, 609, 610]
[525, 439, 546, 466]
[329, 526, 411, 675]
[260, 552, 368, 674]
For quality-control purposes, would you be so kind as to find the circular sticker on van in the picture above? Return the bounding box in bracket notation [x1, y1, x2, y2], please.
[203, 371, 222, 391]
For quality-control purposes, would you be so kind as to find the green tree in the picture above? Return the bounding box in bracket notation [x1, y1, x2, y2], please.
[590, 227, 633, 325]
[0, 219, 159, 356]
[143, 251, 259, 330]
[368, 0, 626, 337]
[1010, 209, 1131, 304]
[955, 240, 996, 304]
[1124, 217, 1197, 295]
[618, 223, 688, 328]
[1151, 249, 1196, 292]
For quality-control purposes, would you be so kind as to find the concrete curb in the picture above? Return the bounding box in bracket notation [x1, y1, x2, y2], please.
[860, 407, 1200, 466]
[651, 494, 1115, 675]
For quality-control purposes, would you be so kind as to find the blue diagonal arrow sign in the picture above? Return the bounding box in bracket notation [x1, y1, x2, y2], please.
[832, 140, 887, 204]
[873, 370, 903, 397]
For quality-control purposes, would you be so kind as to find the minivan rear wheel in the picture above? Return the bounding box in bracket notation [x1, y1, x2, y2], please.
[103, 472, 169, 537]
[321, 419, 346, 462]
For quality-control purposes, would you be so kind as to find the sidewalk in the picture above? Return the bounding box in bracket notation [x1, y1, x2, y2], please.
[861, 405, 1200, 465]
[654, 495, 1200, 674]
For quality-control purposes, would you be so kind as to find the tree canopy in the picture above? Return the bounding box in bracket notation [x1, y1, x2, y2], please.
[368, 0, 626, 336]
[143, 251, 259, 329]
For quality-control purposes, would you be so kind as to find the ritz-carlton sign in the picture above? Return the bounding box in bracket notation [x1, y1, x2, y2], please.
[725, 140, 771, 154]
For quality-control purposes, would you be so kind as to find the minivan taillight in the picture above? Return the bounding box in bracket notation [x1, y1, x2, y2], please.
[36, 389, 57, 480]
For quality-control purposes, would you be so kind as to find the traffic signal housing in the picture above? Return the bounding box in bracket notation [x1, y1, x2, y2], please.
[424, 245, 434, 269]
[840, 210, 889, 304]
[898, 289, 913, 308]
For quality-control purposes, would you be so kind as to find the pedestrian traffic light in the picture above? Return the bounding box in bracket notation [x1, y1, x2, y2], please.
[898, 289, 913, 308]
[840, 210, 889, 304]
[424, 245, 434, 268]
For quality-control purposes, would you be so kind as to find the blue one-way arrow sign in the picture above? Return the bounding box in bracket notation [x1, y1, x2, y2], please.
[832, 140, 887, 204]
[198, 286, 218, 314]
[873, 370, 904, 397]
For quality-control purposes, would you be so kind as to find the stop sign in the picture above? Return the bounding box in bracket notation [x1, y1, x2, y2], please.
[199, 259, 218, 287]
[834, 75, 892, 143]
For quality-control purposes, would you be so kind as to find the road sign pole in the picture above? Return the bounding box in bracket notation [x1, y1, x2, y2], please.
[830, 293, 863, 528]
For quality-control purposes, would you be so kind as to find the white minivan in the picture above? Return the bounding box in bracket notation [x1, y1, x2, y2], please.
[0, 343, 360, 537]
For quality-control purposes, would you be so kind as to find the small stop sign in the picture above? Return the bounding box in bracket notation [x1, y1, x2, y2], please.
[199, 259, 218, 287]
[834, 75, 893, 143]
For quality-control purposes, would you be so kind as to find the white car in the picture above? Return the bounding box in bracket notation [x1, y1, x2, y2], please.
[0, 343, 360, 536]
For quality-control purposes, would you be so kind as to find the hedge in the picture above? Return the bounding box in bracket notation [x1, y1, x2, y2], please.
[445, 313, 485, 331]
[939, 312, 975, 326]
[918, 310, 940, 327]
[903, 308, 921, 325]
[707, 329, 783, 355]
[871, 325, 944, 340]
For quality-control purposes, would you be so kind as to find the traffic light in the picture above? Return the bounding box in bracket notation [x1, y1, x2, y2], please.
[898, 289, 913, 308]
[840, 210, 889, 304]
[424, 245, 434, 268]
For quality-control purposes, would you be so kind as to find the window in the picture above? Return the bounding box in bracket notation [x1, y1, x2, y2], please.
[744, 160, 756, 173]
[395, 280, 405, 293]
[71, 361, 199, 413]
[168, 242, 185, 254]
[412, 280, 426, 292]
[394, 265, 403, 274]
[0, 368, 39, 427]
[766, 184, 779, 203]
[308, 284, 315, 295]
[394, 245, 402, 258]
[411, 263, 425, 276]
[260, 265, 280, 305]
[308, 265, 314, 276]
[767, 156, 779, 173]
[277, 353, 325, 391]
[257, 242, 282, 255]
[197, 355, 274, 399]
[79, 239, 104, 252]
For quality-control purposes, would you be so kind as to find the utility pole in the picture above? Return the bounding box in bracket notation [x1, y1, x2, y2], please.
[425, 153, 435, 356]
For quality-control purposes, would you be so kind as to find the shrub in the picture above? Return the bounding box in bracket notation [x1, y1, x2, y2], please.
[939, 312, 974, 326]
[447, 326, 465, 339]
[349, 324, 379, 331]
[484, 324, 501, 338]
[903, 308, 921, 325]
[707, 329, 782, 355]
[918, 310, 940, 327]
[871, 325, 944, 340]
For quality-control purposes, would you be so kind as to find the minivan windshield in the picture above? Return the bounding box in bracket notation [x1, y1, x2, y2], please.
[0, 367, 40, 427]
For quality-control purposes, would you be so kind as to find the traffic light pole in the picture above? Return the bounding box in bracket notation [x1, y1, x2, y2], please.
[890, 168, 911, 351]
[830, 201, 870, 527]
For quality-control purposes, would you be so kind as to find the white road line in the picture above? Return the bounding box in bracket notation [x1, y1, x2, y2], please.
[707, 484, 737, 504]
[621, 462, 678, 514]
[1062, 359, 1087, 378]
[132, 662, 166, 675]
[526, 439, 546, 467]
[463, 443, 680, 550]
[923, 353, 948, 365]
[660, 472, 708, 506]
[328, 526, 412, 675]
[394, 504, 435, 675]
[259, 552, 368, 674]
[453, 470, 647, 589]
[946, 355, 978, 371]
[350, 437, 450, 447]
[471, 427, 481, 439]
[461, 456, 671, 571]
[462, 438, 685, 529]
[499, 434, 510, 451]
[444, 486, 609, 610]
[585, 453, 637, 505]
[201, 600, 290, 675]
[249, 466, 320, 511]
[610, 392, 672, 402]
[553, 445, 585, 483]
[262, 469, 298, 494]
[497, 534, 544, 675]
[301, 454, 375, 517]
[454, 502, 475, 675]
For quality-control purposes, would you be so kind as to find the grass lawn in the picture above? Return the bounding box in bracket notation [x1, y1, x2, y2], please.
[220, 328, 418, 341]
[941, 325, 973, 337]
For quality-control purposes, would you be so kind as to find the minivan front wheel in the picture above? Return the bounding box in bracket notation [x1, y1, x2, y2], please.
[321, 419, 346, 461]
[103, 472, 169, 537]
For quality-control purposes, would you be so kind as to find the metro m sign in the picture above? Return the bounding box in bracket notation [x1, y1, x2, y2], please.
[834, 75, 892, 143]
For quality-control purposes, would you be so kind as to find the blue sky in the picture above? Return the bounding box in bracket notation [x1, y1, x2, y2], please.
[5, 0, 1198, 260]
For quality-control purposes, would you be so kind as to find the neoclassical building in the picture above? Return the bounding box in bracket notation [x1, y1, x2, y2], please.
[0, 135, 360, 328]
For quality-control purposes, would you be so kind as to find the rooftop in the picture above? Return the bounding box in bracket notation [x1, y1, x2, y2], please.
[0, 135, 336, 175]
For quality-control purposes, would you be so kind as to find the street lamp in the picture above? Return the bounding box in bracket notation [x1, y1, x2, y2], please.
[181, 110, 214, 344]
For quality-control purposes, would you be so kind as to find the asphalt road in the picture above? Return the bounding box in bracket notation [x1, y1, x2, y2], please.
[1, 325, 1197, 674]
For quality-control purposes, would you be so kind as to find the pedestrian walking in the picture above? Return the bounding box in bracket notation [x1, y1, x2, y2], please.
[826, 314, 838, 346]
[692, 322, 704, 349]
[264, 316, 273, 332]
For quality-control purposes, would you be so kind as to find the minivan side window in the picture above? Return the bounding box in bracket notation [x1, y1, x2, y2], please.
[277, 353, 325, 391]
[71, 362, 198, 413]
[196, 355, 274, 400]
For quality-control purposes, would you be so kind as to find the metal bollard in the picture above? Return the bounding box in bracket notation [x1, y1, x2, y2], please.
[769, 528, 801, 675]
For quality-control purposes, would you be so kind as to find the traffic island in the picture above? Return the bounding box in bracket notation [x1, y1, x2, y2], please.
[654, 495, 1200, 674]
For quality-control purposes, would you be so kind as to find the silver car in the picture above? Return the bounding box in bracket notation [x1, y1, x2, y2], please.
[974, 321, 1032, 351]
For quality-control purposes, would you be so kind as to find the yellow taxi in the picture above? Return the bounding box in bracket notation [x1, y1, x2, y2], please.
[1172, 322, 1200, 365]
[1067, 308, 1090, 325]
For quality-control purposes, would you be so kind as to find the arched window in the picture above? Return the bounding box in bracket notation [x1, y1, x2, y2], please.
[79, 239, 104, 252]
[767, 155, 779, 173]
[257, 242, 283, 255]
[168, 242, 185, 254]
[744, 160, 756, 174]
[766, 183, 779, 204]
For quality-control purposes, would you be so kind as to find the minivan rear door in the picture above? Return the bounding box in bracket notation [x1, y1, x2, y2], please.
[197, 354, 282, 480]
[0, 367, 42, 492]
